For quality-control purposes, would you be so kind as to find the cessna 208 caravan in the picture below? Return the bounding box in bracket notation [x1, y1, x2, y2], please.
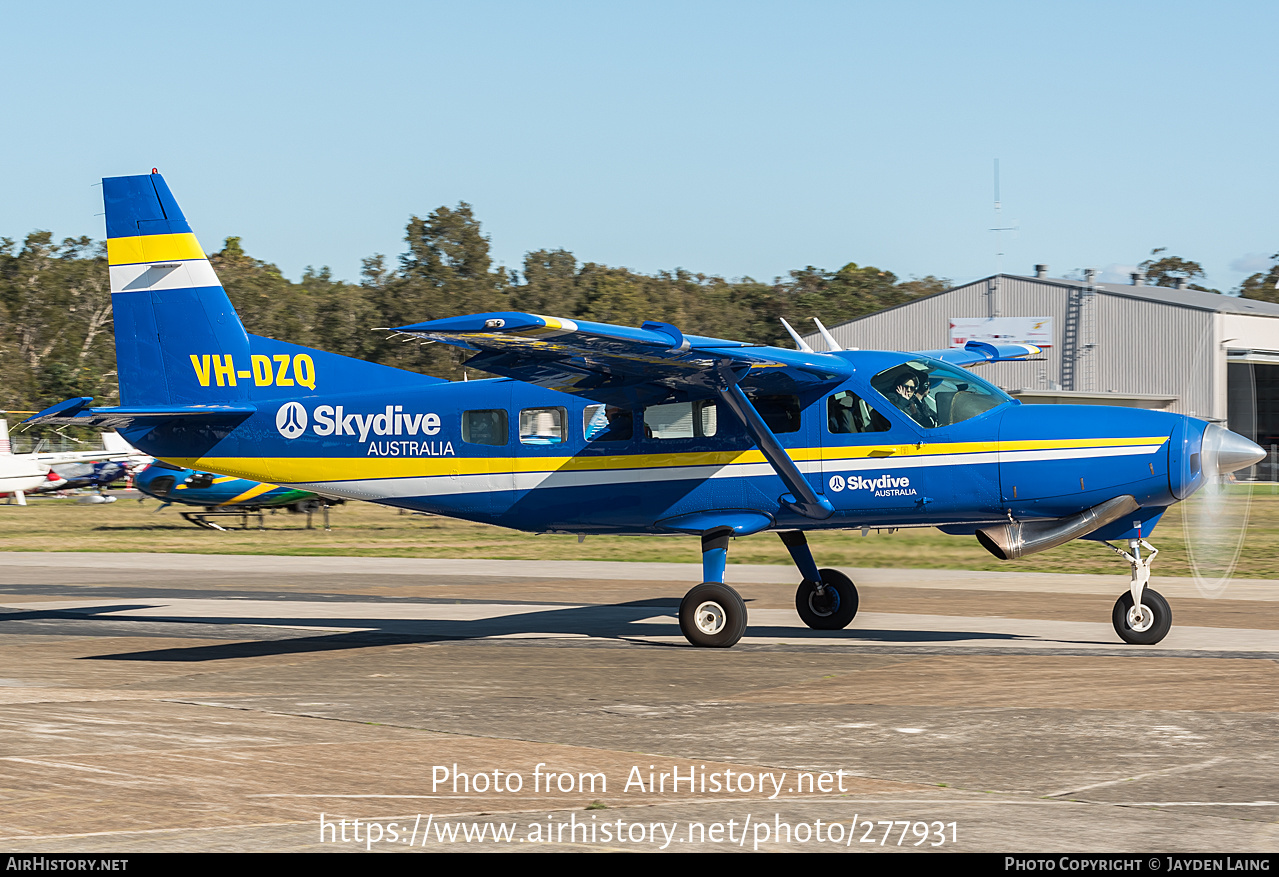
[28, 172, 1266, 647]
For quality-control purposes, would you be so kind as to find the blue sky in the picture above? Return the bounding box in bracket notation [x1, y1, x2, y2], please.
[2, 1, 1275, 292]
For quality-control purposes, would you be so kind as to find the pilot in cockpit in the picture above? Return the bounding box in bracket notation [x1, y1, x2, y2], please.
[891, 372, 937, 428]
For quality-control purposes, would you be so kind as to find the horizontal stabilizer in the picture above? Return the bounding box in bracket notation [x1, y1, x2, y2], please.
[395, 312, 854, 406]
[25, 397, 255, 429]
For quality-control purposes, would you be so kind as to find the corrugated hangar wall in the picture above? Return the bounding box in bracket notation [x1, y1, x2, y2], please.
[820, 276, 1217, 419]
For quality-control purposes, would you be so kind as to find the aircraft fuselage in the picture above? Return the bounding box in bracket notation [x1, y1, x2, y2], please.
[120, 345, 1187, 543]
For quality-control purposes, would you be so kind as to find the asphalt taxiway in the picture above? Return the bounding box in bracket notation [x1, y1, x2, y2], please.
[0, 552, 1275, 852]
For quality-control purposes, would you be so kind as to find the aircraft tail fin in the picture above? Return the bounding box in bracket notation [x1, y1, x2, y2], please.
[104, 172, 249, 407]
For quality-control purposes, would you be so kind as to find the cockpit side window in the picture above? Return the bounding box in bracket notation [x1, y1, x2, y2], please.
[870, 359, 1010, 429]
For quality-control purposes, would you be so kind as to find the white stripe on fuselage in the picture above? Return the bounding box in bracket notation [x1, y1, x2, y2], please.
[279, 443, 1164, 501]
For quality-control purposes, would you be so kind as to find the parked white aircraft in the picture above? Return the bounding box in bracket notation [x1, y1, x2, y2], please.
[0, 415, 143, 504]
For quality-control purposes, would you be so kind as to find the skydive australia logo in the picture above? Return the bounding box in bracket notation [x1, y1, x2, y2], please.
[828, 473, 916, 497]
[276, 402, 308, 439]
[275, 403, 454, 457]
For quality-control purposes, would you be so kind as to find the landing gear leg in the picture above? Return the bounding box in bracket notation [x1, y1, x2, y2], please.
[780, 530, 858, 630]
[1106, 538, 1172, 645]
[678, 527, 747, 648]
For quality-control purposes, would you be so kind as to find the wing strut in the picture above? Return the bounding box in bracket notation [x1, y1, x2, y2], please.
[712, 365, 834, 520]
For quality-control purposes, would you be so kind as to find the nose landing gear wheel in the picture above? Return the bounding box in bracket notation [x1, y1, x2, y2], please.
[679, 582, 748, 647]
[1111, 589, 1172, 645]
[795, 569, 859, 630]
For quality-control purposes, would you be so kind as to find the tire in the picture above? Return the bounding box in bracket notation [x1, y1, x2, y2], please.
[796, 569, 859, 630]
[1112, 589, 1172, 645]
[679, 582, 748, 648]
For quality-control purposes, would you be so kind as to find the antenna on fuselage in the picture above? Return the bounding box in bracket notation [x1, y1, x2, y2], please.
[811, 318, 843, 352]
[779, 318, 814, 353]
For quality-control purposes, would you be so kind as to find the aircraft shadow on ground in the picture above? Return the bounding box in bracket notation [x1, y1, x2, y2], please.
[0, 600, 1028, 661]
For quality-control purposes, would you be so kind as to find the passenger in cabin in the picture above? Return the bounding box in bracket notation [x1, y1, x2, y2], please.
[468, 411, 503, 444]
[585, 405, 633, 443]
[828, 390, 891, 434]
[829, 394, 859, 434]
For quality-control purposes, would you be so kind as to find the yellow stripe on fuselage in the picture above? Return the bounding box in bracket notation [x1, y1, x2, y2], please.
[818, 435, 1168, 462]
[106, 233, 206, 266]
[167, 452, 764, 484]
[167, 435, 1169, 487]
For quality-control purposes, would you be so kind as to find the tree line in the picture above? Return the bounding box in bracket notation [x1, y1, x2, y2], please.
[0, 204, 946, 411]
[3, 206, 1276, 414]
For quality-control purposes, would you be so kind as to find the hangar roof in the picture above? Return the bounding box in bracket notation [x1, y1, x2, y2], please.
[984, 274, 1279, 318]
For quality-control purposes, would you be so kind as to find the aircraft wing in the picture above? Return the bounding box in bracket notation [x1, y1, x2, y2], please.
[395, 312, 854, 407]
[397, 312, 854, 519]
[914, 340, 1043, 367]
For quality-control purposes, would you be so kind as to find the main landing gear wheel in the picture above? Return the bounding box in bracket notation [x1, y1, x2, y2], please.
[795, 569, 859, 630]
[679, 582, 747, 648]
[1111, 589, 1172, 645]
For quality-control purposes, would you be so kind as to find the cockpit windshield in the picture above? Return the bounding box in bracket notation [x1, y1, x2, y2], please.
[870, 358, 1012, 429]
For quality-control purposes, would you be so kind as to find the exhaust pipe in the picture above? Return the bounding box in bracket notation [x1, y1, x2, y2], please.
[976, 495, 1140, 560]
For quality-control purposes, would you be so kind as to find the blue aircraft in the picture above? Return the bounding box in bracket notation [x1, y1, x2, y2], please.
[36, 460, 132, 494]
[133, 461, 327, 529]
[28, 172, 1266, 647]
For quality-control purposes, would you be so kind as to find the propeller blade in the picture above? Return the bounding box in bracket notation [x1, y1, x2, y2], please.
[1183, 423, 1261, 596]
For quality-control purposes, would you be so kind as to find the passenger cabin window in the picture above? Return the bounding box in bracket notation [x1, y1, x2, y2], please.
[644, 400, 717, 440]
[583, 404, 633, 442]
[752, 394, 801, 434]
[519, 407, 567, 444]
[827, 390, 891, 434]
[462, 409, 508, 446]
[870, 359, 1011, 429]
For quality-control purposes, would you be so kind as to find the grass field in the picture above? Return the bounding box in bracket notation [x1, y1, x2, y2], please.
[4, 485, 1279, 579]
